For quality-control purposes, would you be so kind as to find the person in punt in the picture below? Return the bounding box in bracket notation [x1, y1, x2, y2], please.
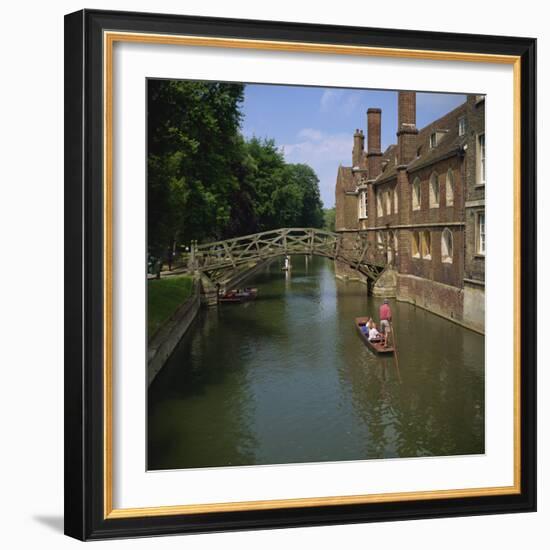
[368, 321, 381, 342]
[361, 317, 372, 337]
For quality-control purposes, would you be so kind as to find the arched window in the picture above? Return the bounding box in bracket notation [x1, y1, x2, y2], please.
[441, 228, 453, 263]
[412, 177, 421, 210]
[421, 230, 432, 259]
[446, 168, 454, 207]
[377, 191, 383, 217]
[393, 187, 399, 213]
[385, 190, 392, 215]
[393, 231, 399, 257]
[411, 232, 420, 258]
[429, 172, 439, 208]
[376, 231, 384, 250]
[358, 190, 368, 219]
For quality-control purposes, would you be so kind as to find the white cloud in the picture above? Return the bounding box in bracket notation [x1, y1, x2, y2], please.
[281, 130, 351, 162]
[280, 129, 353, 208]
[297, 128, 324, 141]
[320, 89, 339, 112]
[342, 93, 361, 116]
[319, 89, 362, 116]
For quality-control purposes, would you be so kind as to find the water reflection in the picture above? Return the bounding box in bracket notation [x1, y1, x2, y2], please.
[148, 256, 484, 470]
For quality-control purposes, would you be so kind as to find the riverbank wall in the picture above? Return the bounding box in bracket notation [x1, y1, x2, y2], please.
[148, 279, 200, 386]
[395, 273, 484, 335]
[333, 260, 484, 335]
[149, 259, 276, 384]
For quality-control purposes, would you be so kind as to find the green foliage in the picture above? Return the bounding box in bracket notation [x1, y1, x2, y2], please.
[323, 207, 336, 232]
[148, 80, 325, 257]
[147, 276, 194, 339]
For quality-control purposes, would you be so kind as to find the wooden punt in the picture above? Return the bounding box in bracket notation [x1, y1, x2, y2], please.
[219, 287, 258, 303]
[354, 317, 394, 355]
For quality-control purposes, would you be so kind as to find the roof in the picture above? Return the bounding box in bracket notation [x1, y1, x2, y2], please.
[376, 144, 399, 182]
[336, 165, 356, 192]
[406, 101, 467, 173]
[375, 101, 467, 184]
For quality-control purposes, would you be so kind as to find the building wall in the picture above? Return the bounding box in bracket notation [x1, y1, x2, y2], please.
[334, 93, 485, 333]
[463, 96, 485, 331]
[464, 96, 486, 285]
[335, 167, 368, 282]
[397, 273, 465, 324]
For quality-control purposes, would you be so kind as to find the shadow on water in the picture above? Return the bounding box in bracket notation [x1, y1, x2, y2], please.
[148, 256, 484, 470]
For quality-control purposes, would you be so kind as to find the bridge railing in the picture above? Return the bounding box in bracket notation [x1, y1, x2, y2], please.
[184, 228, 341, 270]
[177, 227, 387, 283]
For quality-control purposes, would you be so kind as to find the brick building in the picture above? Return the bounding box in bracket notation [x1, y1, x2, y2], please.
[334, 92, 485, 333]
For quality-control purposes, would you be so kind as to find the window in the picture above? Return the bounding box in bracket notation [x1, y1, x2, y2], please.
[376, 191, 383, 217]
[446, 168, 454, 206]
[358, 190, 368, 219]
[376, 231, 384, 251]
[421, 231, 432, 259]
[411, 232, 420, 258]
[458, 116, 466, 136]
[412, 177, 421, 210]
[393, 187, 398, 213]
[385, 190, 392, 215]
[477, 133, 486, 185]
[430, 133, 437, 148]
[477, 212, 486, 255]
[441, 228, 453, 263]
[393, 231, 399, 257]
[429, 172, 439, 208]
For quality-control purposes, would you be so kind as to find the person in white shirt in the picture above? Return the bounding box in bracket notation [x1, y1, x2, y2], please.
[368, 323, 381, 341]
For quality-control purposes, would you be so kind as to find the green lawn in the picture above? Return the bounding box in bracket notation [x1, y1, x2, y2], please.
[148, 276, 194, 339]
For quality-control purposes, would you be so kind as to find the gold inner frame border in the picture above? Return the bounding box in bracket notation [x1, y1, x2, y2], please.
[102, 30, 522, 520]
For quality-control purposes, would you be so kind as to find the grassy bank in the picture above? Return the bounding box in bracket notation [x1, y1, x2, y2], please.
[148, 276, 194, 339]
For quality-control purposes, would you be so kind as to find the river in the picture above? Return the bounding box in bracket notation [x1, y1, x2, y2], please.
[148, 255, 484, 470]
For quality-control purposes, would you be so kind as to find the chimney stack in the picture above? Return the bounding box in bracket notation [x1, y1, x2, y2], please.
[367, 108, 382, 180]
[397, 91, 418, 166]
[352, 129, 364, 168]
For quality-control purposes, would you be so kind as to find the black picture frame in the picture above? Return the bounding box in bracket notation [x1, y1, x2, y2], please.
[64, 8, 536, 541]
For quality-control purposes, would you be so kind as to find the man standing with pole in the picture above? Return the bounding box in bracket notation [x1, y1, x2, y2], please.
[379, 299, 392, 349]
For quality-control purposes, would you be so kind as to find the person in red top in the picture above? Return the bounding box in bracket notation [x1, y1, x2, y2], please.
[379, 299, 392, 347]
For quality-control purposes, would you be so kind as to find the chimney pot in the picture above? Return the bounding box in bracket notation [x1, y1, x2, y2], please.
[367, 108, 382, 179]
[397, 91, 418, 165]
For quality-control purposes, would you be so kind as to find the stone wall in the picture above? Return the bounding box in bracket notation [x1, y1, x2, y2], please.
[148, 280, 200, 386]
[334, 231, 369, 283]
[397, 273, 464, 325]
[463, 280, 485, 333]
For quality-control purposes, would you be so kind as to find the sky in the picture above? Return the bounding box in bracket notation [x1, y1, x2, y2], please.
[241, 85, 466, 208]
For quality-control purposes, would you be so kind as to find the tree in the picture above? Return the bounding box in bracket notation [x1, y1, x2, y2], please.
[147, 81, 326, 257]
[147, 80, 245, 257]
[243, 140, 324, 231]
[324, 207, 336, 232]
[285, 164, 324, 228]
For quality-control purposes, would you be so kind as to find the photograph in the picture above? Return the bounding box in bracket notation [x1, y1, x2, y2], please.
[146, 79, 486, 471]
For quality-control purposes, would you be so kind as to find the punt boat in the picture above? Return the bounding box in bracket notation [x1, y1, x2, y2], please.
[354, 316, 395, 355]
[219, 287, 258, 303]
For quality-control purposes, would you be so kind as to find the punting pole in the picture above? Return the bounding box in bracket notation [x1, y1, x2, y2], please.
[390, 321, 402, 384]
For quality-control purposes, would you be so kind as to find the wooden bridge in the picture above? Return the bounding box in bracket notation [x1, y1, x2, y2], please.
[179, 228, 388, 299]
